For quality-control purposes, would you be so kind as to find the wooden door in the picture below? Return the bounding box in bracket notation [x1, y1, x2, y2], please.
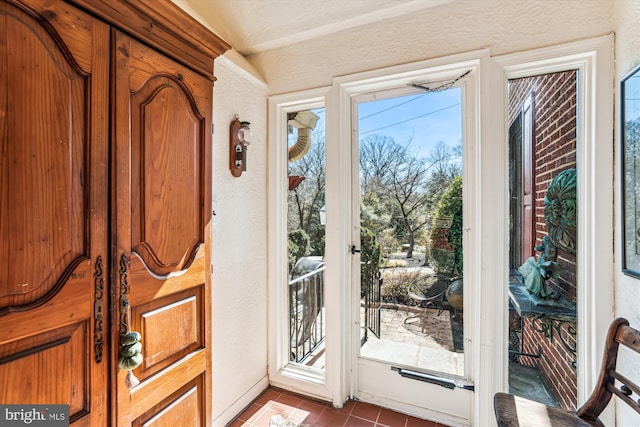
[112, 30, 213, 427]
[520, 94, 535, 262]
[0, 1, 110, 425]
[509, 114, 523, 269]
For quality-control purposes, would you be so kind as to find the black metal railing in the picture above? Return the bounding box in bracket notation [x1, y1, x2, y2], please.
[362, 260, 382, 342]
[289, 266, 325, 363]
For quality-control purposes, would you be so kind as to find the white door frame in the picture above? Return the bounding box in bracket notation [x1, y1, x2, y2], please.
[326, 49, 503, 426]
[267, 35, 613, 427]
[267, 87, 332, 401]
[494, 34, 615, 426]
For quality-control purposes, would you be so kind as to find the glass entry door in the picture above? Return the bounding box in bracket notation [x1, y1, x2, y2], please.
[352, 84, 473, 423]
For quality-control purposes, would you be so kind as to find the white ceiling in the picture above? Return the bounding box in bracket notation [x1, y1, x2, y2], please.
[185, 0, 457, 55]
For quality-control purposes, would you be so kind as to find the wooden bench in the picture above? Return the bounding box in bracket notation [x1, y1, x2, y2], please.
[494, 317, 640, 426]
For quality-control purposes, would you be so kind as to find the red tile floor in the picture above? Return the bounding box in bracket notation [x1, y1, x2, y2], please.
[227, 387, 449, 427]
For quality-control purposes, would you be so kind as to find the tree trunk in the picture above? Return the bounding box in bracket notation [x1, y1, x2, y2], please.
[406, 231, 414, 258]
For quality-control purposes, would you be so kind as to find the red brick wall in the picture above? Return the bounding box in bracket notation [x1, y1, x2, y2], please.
[509, 71, 578, 410]
[431, 227, 453, 251]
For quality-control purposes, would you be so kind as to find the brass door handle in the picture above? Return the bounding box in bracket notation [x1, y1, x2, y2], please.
[119, 330, 143, 388]
[118, 331, 142, 370]
[117, 252, 142, 388]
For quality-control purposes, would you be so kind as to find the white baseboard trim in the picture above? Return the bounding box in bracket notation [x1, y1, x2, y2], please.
[213, 375, 269, 427]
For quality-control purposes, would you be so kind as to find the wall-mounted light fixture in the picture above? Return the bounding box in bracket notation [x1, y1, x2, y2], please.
[230, 115, 252, 177]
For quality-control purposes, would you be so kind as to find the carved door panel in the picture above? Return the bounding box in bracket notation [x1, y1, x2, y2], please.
[112, 31, 212, 427]
[0, 1, 110, 425]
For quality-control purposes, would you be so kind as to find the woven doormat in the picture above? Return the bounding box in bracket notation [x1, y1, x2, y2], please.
[269, 415, 309, 427]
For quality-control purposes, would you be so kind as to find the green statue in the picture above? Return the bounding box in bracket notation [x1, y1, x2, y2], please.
[518, 167, 576, 298]
[518, 235, 562, 298]
[544, 168, 577, 254]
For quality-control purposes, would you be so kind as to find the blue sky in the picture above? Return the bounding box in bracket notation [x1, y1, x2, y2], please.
[357, 88, 462, 159]
[624, 74, 640, 122]
[289, 87, 462, 160]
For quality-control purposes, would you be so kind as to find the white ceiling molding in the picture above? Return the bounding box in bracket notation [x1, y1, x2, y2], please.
[183, 0, 458, 55]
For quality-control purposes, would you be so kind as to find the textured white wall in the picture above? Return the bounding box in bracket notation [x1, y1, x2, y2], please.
[209, 54, 269, 425]
[614, 0, 640, 325]
[248, 0, 613, 95]
[613, 1, 640, 426]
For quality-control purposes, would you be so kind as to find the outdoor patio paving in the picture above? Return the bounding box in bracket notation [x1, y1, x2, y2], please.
[302, 304, 464, 376]
[360, 306, 465, 377]
[382, 306, 462, 350]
